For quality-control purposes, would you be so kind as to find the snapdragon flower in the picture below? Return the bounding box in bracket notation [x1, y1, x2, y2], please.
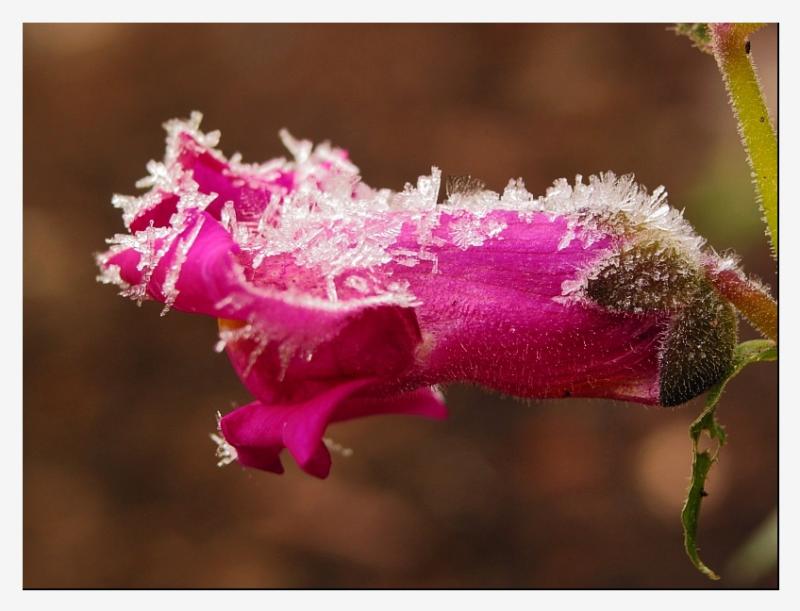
[97, 113, 738, 478]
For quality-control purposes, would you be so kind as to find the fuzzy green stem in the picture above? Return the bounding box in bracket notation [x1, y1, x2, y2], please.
[710, 24, 777, 258]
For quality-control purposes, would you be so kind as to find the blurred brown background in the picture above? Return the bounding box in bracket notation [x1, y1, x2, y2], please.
[23, 24, 778, 588]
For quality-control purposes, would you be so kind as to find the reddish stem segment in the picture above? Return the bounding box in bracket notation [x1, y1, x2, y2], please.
[706, 262, 777, 341]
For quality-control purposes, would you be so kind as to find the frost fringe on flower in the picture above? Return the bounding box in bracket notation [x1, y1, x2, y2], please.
[98, 113, 742, 477]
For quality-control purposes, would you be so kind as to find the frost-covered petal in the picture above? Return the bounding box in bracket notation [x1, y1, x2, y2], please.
[99, 212, 422, 368]
[169, 131, 291, 221]
[218, 302, 422, 406]
[379, 211, 669, 403]
[124, 114, 354, 233]
[98, 114, 741, 478]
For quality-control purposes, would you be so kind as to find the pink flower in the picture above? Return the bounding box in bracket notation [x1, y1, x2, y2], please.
[97, 113, 737, 478]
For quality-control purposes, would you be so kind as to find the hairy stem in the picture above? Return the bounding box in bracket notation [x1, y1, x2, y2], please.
[705, 259, 777, 341]
[710, 24, 777, 257]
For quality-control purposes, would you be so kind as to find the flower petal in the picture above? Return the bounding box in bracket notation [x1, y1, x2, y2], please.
[219, 303, 423, 406]
[220, 379, 368, 477]
[386, 211, 669, 404]
[172, 132, 292, 221]
[333, 386, 448, 422]
[129, 193, 179, 232]
[101, 211, 421, 353]
[220, 380, 448, 476]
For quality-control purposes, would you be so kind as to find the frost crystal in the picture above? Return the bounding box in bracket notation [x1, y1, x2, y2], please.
[322, 437, 354, 458]
[209, 433, 238, 467]
[101, 113, 714, 341]
[161, 216, 205, 315]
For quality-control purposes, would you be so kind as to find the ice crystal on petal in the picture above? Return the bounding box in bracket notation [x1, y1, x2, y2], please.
[446, 175, 487, 198]
[94, 261, 128, 290]
[164, 111, 221, 165]
[215, 320, 256, 353]
[161, 216, 205, 316]
[112, 190, 167, 229]
[135, 160, 179, 191]
[449, 214, 507, 249]
[500, 178, 534, 207]
[210, 432, 238, 467]
[538, 173, 705, 263]
[102, 225, 175, 303]
[344, 274, 370, 294]
[98, 114, 737, 477]
[102, 114, 710, 320]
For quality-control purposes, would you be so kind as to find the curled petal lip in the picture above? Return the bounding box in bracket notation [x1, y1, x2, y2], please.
[219, 381, 447, 477]
[98, 113, 738, 476]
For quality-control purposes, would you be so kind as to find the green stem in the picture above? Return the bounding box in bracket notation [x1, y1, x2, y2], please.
[710, 24, 777, 258]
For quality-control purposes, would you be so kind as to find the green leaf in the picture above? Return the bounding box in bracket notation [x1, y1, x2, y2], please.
[681, 339, 776, 580]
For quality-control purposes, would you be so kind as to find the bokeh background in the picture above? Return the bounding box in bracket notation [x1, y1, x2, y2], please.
[23, 23, 778, 588]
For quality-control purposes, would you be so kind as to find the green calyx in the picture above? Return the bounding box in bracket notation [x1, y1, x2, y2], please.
[586, 242, 699, 314]
[658, 280, 738, 407]
[586, 242, 738, 407]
